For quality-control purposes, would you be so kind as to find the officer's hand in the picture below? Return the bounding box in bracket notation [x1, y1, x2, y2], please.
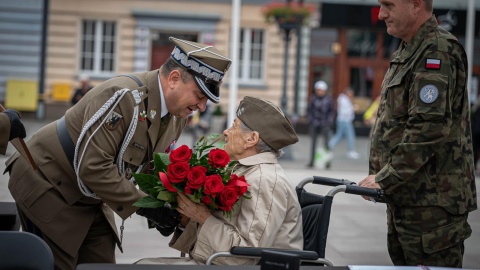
[3, 109, 26, 141]
[136, 206, 181, 236]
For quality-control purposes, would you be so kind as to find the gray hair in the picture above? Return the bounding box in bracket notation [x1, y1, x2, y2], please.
[238, 120, 283, 158]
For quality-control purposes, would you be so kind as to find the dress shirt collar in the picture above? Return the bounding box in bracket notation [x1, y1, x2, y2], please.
[158, 73, 169, 118]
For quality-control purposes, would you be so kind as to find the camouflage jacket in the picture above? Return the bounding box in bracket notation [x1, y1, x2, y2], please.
[369, 16, 477, 215]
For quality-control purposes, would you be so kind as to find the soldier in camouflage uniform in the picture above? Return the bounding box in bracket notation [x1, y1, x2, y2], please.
[359, 0, 477, 267]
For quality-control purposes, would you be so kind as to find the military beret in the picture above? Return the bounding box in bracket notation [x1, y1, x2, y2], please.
[169, 37, 232, 104]
[236, 96, 298, 151]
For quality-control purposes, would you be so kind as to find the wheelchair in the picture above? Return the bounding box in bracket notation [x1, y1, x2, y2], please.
[206, 176, 384, 266]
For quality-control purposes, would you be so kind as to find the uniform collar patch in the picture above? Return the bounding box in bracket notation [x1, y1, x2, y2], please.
[105, 111, 123, 130]
[150, 109, 157, 119]
[419, 84, 439, 104]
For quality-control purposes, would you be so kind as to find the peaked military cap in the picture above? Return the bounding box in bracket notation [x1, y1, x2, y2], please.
[236, 96, 299, 151]
[169, 37, 232, 104]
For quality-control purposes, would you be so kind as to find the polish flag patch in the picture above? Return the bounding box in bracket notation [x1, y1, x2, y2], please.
[426, 59, 441, 69]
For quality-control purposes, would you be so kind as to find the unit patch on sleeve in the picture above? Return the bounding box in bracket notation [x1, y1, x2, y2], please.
[105, 111, 123, 130]
[419, 84, 439, 104]
[425, 58, 441, 70]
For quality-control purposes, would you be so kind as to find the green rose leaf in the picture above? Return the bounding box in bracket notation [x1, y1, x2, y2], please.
[158, 190, 176, 202]
[133, 173, 160, 197]
[186, 193, 201, 204]
[133, 196, 163, 208]
[154, 152, 170, 173]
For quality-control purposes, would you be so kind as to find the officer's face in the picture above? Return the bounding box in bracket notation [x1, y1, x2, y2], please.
[378, 0, 417, 42]
[167, 72, 208, 118]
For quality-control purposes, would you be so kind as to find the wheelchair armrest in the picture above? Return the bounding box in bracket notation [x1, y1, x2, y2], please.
[230, 246, 319, 260]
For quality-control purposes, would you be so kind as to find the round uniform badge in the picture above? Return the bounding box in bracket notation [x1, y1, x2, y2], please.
[419, 84, 439, 104]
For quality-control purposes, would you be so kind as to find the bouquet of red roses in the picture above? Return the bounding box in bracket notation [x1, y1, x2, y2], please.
[133, 134, 250, 216]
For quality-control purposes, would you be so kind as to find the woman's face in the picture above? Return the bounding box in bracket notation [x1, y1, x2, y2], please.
[222, 118, 249, 160]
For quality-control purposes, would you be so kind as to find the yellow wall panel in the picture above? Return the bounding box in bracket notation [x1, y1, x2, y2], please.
[51, 83, 72, 102]
[5, 80, 38, 111]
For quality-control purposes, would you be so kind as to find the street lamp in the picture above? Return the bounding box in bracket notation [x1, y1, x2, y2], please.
[276, 15, 303, 160]
[277, 18, 302, 114]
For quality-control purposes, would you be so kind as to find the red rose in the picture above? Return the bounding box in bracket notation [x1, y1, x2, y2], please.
[218, 185, 239, 212]
[208, 148, 230, 168]
[202, 196, 212, 205]
[170, 145, 192, 163]
[187, 166, 207, 189]
[167, 162, 190, 183]
[203, 174, 224, 197]
[184, 186, 193, 194]
[227, 174, 249, 195]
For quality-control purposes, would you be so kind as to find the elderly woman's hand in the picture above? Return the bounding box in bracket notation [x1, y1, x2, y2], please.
[176, 192, 212, 225]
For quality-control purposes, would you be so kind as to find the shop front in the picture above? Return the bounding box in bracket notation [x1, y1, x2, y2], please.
[308, 3, 480, 135]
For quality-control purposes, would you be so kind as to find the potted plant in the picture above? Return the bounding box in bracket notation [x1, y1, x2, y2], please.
[261, 1, 316, 26]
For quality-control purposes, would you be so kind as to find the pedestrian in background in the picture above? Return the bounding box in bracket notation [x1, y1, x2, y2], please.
[71, 74, 93, 106]
[5, 37, 231, 270]
[359, 0, 477, 267]
[306, 80, 335, 168]
[328, 87, 359, 159]
[363, 95, 381, 139]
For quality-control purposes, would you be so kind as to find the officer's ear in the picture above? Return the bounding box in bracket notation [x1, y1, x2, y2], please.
[168, 70, 181, 89]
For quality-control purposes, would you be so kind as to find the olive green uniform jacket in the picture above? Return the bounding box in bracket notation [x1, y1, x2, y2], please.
[369, 16, 477, 260]
[5, 70, 187, 258]
[370, 15, 477, 214]
[0, 112, 10, 155]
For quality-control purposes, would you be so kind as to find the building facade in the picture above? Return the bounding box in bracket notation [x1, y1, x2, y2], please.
[1, 0, 479, 125]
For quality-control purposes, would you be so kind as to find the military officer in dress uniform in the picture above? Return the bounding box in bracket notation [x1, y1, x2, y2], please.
[4, 37, 231, 270]
[359, 0, 477, 267]
[0, 108, 26, 155]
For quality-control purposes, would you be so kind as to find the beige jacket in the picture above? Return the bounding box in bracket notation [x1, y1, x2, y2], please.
[0, 112, 10, 155]
[5, 70, 187, 257]
[170, 152, 304, 265]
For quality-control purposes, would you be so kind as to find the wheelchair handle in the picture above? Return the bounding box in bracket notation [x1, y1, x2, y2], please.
[312, 176, 356, 187]
[345, 185, 384, 198]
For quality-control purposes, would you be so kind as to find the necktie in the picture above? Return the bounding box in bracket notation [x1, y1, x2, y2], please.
[158, 113, 171, 137]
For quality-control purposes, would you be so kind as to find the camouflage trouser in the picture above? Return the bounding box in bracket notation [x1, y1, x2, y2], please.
[387, 205, 471, 268]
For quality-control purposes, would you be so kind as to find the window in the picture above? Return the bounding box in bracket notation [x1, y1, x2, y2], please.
[238, 28, 264, 84]
[81, 20, 116, 74]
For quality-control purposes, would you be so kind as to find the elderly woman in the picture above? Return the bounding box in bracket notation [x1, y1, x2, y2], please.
[137, 96, 303, 265]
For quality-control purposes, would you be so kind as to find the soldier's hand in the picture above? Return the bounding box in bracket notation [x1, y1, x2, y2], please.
[136, 206, 181, 236]
[3, 109, 26, 141]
